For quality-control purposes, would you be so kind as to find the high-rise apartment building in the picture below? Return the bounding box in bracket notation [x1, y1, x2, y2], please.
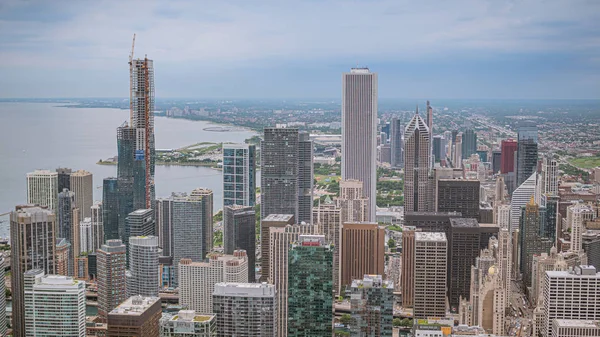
[179, 251, 248, 314]
[58, 188, 80, 275]
[27, 169, 58, 212]
[461, 128, 477, 159]
[414, 232, 447, 319]
[517, 125, 539, 187]
[542, 266, 600, 337]
[71, 169, 93, 218]
[223, 205, 255, 282]
[390, 117, 404, 168]
[102, 177, 119, 242]
[212, 283, 276, 337]
[260, 214, 295, 282]
[436, 179, 480, 220]
[97, 239, 127, 321]
[340, 222, 385, 290]
[189, 188, 214, 257]
[349, 274, 394, 337]
[287, 235, 333, 336]
[56, 167, 72, 193]
[342, 68, 378, 221]
[336, 179, 369, 223]
[511, 172, 538, 232]
[297, 131, 314, 223]
[125, 208, 155, 254]
[404, 111, 432, 213]
[24, 270, 86, 337]
[80, 217, 93, 254]
[222, 143, 257, 207]
[128, 236, 159, 297]
[91, 201, 103, 252]
[107, 296, 161, 337]
[269, 223, 319, 336]
[160, 310, 216, 337]
[11, 205, 56, 337]
[55, 238, 70, 276]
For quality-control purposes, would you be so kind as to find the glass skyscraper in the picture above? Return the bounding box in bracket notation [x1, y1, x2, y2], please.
[102, 177, 119, 242]
[516, 125, 538, 187]
[222, 144, 256, 207]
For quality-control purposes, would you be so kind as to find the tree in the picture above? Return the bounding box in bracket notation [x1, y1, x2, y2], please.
[340, 314, 352, 325]
[387, 238, 396, 249]
[393, 318, 402, 326]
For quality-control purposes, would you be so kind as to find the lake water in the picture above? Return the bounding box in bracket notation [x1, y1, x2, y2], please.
[0, 102, 258, 238]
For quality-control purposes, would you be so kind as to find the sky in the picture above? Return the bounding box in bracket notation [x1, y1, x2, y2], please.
[0, 0, 599, 99]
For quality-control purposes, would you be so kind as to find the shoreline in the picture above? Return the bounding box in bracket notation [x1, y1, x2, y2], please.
[97, 161, 222, 169]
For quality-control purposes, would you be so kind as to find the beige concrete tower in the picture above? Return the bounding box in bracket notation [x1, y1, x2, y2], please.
[70, 170, 93, 218]
[414, 232, 447, 319]
[26, 170, 58, 212]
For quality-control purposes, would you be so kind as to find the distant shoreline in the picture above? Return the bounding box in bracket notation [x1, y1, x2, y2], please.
[97, 160, 221, 169]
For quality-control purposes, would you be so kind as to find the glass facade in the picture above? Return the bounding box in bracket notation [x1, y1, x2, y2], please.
[516, 125, 538, 186]
[222, 144, 256, 207]
[102, 178, 119, 242]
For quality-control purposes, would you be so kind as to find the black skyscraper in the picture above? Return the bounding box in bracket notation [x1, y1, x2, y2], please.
[516, 125, 538, 186]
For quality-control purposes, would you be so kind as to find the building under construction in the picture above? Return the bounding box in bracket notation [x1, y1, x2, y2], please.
[116, 35, 156, 243]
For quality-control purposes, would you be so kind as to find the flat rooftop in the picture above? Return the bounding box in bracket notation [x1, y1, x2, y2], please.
[213, 282, 275, 297]
[553, 319, 600, 328]
[109, 296, 160, 316]
[450, 218, 479, 228]
[262, 214, 294, 222]
[415, 232, 447, 242]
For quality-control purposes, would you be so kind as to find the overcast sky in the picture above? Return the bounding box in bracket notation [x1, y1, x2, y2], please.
[0, 0, 598, 99]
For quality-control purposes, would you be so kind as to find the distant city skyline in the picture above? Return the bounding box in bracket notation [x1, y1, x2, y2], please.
[0, 1, 598, 99]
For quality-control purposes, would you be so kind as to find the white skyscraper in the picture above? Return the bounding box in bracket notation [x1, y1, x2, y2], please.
[24, 270, 85, 337]
[404, 111, 432, 213]
[26, 169, 58, 212]
[179, 250, 248, 315]
[79, 217, 92, 254]
[342, 68, 377, 221]
[510, 172, 538, 232]
[567, 203, 595, 254]
[541, 155, 558, 196]
[90, 201, 103, 253]
[127, 236, 159, 297]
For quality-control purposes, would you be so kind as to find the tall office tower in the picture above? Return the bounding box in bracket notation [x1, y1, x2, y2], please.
[541, 154, 558, 195]
[379, 144, 391, 164]
[583, 232, 600, 271]
[97, 239, 127, 321]
[269, 224, 319, 336]
[497, 228, 512, 307]
[349, 274, 394, 337]
[414, 232, 447, 318]
[342, 68, 377, 221]
[24, 271, 86, 337]
[404, 110, 432, 213]
[117, 124, 137, 239]
[179, 251, 248, 314]
[336, 179, 369, 223]
[404, 211, 462, 233]
[154, 197, 173, 259]
[313, 199, 341, 292]
[125, 208, 154, 252]
[542, 266, 600, 337]
[56, 167, 72, 193]
[510, 172, 538, 232]
[102, 177, 119, 241]
[543, 194, 560, 244]
[426, 100, 433, 137]
[437, 179, 480, 220]
[497, 204, 511, 230]
[70, 169, 93, 218]
[461, 129, 477, 159]
[448, 218, 498, 310]
[129, 55, 156, 210]
[160, 310, 217, 337]
[401, 230, 416, 308]
[568, 203, 595, 254]
[128, 236, 159, 297]
[0, 254, 6, 336]
[454, 134, 463, 168]
[500, 139, 518, 174]
[91, 201, 103, 252]
[223, 205, 256, 282]
[261, 127, 300, 220]
[260, 214, 295, 282]
[58, 188, 79, 274]
[298, 131, 314, 223]
[432, 135, 443, 163]
[519, 197, 554, 287]
[10, 205, 56, 337]
[212, 283, 276, 337]
[495, 175, 507, 206]
[340, 222, 385, 290]
[491, 150, 502, 174]
[56, 238, 70, 276]
[27, 169, 58, 212]
[287, 235, 333, 336]
[107, 296, 161, 337]
[189, 188, 214, 256]
[390, 117, 404, 168]
[222, 143, 257, 207]
[516, 125, 539, 187]
[79, 217, 92, 253]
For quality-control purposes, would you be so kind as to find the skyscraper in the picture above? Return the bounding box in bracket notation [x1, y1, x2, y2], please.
[433, 135, 443, 163]
[26, 169, 58, 212]
[56, 167, 72, 193]
[312, 199, 341, 293]
[212, 283, 276, 337]
[79, 217, 92, 254]
[223, 205, 256, 282]
[336, 179, 369, 223]
[567, 203, 595, 254]
[297, 131, 314, 223]
[461, 128, 477, 159]
[107, 296, 161, 337]
[260, 214, 295, 282]
[24, 271, 86, 337]
[519, 197, 554, 287]
[436, 179, 480, 220]
[222, 143, 257, 207]
[390, 117, 404, 169]
[404, 111, 432, 213]
[510, 172, 538, 232]
[179, 251, 248, 314]
[0, 254, 6, 336]
[125, 209, 155, 253]
[401, 229, 416, 308]
[500, 139, 517, 174]
[11, 205, 56, 337]
[287, 235, 333, 336]
[102, 177, 119, 242]
[426, 100, 433, 138]
[160, 310, 216, 337]
[55, 238, 70, 276]
[541, 154, 559, 196]
[491, 150, 502, 174]
[340, 222, 385, 291]
[189, 188, 214, 258]
[70, 169, 93, 218]
[117, 124, 136, 240]
[91, 201, 103, 253]
[414, 232, 447, 319]
[342, 68, 377, 221]
[517, 125, 539, 187]
[97, 239, 127, 321]
[128, 236, 159, 297]
[58, 188, 79, 275]
[349, 275, 394, 337]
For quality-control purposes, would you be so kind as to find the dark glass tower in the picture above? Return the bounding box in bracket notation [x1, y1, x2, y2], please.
[461, 128, 477, 159]
[117, 125, 136, 243]
[56, 167, 72, 194]
[432, 135, 443, 163]
[297, 132, 314, 224]
[223, 205, 256, 282]
[390, 117, 404, 168]
[519, 198, 553, 287]
[102, 177, 119, 242]
[516, 125, 538, 187]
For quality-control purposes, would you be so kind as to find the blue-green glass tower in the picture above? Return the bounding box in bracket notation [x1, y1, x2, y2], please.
[102, 177, 119, 241]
